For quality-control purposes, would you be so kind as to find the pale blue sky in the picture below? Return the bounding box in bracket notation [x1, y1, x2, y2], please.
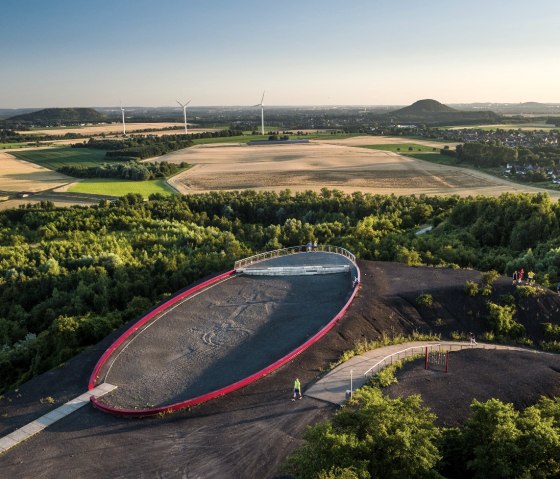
[1, 0, 559, 107]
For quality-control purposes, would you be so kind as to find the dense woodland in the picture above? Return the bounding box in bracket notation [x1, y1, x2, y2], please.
[286, 386, 560, 479]
[1, 191, 560, 393]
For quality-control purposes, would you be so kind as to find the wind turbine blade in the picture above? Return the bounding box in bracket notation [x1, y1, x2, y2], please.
[261, 91, 265, 104]
[176, 100, 184, 108]
[186, 99, 192, 106]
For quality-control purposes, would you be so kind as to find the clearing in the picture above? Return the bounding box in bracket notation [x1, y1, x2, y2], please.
[163, 137, 560, 198]
[67, 178, 174, 197]
[10, 147, 109, 170]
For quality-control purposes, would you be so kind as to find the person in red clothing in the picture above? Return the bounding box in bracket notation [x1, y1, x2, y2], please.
[518, 268, 524, 284]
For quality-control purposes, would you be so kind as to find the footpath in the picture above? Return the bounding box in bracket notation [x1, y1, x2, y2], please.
[304, 341, 544, 405]
[0, 383, 116, 455]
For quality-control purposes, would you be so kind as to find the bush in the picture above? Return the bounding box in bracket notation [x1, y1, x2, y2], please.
[481, 270, 500, 286]
[487, 301, 523, 337]
[464, 281, 479, 296]
[415, 293, 433, 307]
[516, 285, 543, 298]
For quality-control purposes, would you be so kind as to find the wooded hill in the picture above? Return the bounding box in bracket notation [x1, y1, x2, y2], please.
[2, 107, 108, 127]
[386, 99, 499, 125]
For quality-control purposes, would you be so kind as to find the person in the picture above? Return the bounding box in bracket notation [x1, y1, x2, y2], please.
[306, 241, 312, 252]
[518, 268, 524, 284]
[313, 240, 318, 251]
[527, 270, 535, 285]
[512, 269, 518, 285]
[292, 378, 302, 401]
[469, 332, 477, 346]
[557, 281, 560, 295]
[352, 276, 359, 288]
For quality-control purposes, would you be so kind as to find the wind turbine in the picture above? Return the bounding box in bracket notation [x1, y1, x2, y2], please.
[176, 99, 191, 134]
[120, 106, 126, 136]
[253, 91, 265, 135]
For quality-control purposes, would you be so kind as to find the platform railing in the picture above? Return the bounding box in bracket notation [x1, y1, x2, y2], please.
[234, 244, 357, 271]
[361, 341, 546, 378]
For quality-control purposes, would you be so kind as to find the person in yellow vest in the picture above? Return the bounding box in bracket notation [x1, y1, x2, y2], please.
[292, 378, 302, 401]
[527, 271, 535, 285]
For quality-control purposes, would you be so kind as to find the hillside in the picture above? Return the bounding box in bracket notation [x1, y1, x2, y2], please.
[386, 98, 499, 125]
[3, 107, 108, 127]
[1, 261, 560, 478]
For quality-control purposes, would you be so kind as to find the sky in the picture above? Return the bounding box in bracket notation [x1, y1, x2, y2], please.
[1, 0, 559, 108]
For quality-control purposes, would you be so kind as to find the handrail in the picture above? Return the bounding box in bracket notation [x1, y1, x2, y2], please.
[362, 341, 542, 378]
[234, 244, 357, 271]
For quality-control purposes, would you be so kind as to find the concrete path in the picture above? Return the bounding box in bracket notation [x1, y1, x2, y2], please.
[0, 383, 116, 455]
[304, 341, 543, 405]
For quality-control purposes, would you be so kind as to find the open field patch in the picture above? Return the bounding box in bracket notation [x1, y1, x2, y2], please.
[67, 178, 174, 197]
[17, 122, 185, 136]
[163, 138, 560, 198]
[0, 151, 70, 193]
[10, 147, 109, 170]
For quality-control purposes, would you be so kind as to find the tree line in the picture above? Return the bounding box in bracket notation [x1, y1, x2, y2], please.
[57, 161, 189, 181]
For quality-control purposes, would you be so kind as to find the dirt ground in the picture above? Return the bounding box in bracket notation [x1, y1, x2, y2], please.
[386, 349, 560, 426]
[163, 138, 560, 198]
[1, 261, 560, 478]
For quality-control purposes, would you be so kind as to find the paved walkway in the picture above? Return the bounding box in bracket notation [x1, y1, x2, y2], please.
[0, 383, 116, 455]
[305, 341, 544, 405]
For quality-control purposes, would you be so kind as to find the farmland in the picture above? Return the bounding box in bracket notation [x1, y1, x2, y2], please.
[10, 147, 110, 170]
[67, 178, 174, 197]
[163, 136, 560, 198]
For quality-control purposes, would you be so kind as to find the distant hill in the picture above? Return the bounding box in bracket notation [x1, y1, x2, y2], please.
[4, 108, 108, 127]
[386, 99, 499, 125]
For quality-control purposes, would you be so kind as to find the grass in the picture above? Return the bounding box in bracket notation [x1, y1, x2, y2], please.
[0, 142, 36, 149]
[11, 147, 110, 169]
[67, 178, 174, 197]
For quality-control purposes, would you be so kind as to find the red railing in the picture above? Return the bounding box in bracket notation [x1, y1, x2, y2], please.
[89, 263, 361, 416]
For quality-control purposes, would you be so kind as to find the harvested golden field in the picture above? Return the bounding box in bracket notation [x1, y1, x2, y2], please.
[17, 123, 220, 137]
[163, 137, 560, 198]
[0, 151, 70, 193]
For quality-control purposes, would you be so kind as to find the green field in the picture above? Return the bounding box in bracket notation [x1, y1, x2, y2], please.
[0, 142, 36, 149]
[362, 143, 440, 153]
[11, 147, 110, 169]
[68, 179, 174, 197]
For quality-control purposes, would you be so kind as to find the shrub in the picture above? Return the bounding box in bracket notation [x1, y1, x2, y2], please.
[542, 322, 560, 338]
[481, 284, 493, 296]
[415, 293, 433, 307]
[487, 301, 524, 337]
[464, 280, 479, 296]
[481, 270, 500, 286]
[515, 285, 543, 298]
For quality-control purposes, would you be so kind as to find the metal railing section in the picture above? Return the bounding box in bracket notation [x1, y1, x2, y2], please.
[234, 244, 357, 271]
[362, 342, 536, 378]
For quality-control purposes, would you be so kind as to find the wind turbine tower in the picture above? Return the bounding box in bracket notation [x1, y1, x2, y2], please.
[176, 99, 191, 134]
[254, 91, 265, 135]
[121, 107, 126, 136]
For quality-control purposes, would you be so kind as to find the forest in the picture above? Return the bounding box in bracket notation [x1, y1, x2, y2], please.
[1, 190, 560, 393]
